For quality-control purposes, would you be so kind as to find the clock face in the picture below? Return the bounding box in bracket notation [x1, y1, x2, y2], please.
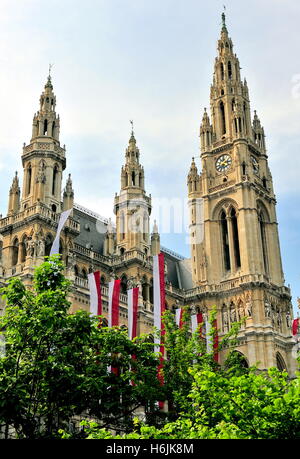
[251, 156, 259, 174]
[216, 154, 232, 173]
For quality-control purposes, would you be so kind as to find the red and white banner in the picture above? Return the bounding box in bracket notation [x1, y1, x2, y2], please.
[153, 253, 166, 350]
[128, 287, 139, 340]
[191, 313, 203, 335]
[108, 279, 121, 328]
[191, 313, 218, 362]
[88, 271, 102, 317]
[153, 253, 165, 409]
[175, 308, 184, 329]
[292, 318, 299, 337]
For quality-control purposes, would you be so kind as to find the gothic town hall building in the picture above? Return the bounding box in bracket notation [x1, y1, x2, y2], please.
[0, 15, 297, 375]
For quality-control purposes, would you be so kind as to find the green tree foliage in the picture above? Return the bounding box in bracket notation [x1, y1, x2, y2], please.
[0, 256, 159, 439]
[85, 367, 300, 440]
[84, 311, 300, 440]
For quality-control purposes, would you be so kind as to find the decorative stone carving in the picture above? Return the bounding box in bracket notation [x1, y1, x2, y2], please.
[222, 308, 229, 332]
[26, 239, 35, 257]
[36, 239, 45, 257]
[264, 299, 271, 318]
[245, 300, 252, 318]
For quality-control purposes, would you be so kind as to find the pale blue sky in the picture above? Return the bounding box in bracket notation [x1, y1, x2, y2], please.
[0, 0, 299, 313]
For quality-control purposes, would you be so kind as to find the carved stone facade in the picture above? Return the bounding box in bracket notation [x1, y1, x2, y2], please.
[187, 13, 296, 374]
[0, 15, 297, 375]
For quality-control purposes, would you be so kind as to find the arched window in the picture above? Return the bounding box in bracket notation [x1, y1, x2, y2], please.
[43, 119, 48, 135]
[120, 247, 125, 255]
[45, 235, 53, 257]
[26, 165, 32, 196]
[231, 98, 235, 112]
[52, 121, 55, 137]
[220, 101, 226, 135]
[52, 166, 58, 195]
[258, 210, 269, 274]
[12, 238, 19, 266]
[120, 275, 127, 294]
[82, 269, 87, 280]
[74, 265, 79, 277]
[231, 208, 241, 268]
[262, 177, 267, 189]
[100, 275, 106, 286]
[228, 61, 232, 79]
[132, 171, 135, 186]
[20, 235, 28, 263]
[228, 351, 249, 369]
[220, 63, 224, 81]
[276, 352, 287, 372]
[221, 211, 230, 271]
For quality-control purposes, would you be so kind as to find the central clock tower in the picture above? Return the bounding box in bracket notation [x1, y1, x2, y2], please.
[187, 14, 295, 373]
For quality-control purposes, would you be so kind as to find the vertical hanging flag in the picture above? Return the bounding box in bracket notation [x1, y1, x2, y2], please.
[108, 279, 121, 328]
[128, 287, 139, 340]
[108, 279, 121, 375]
[88, 271, 102, 317]
[175, 308, 184, 329]
[153, 253, 165, 410]
[191, 312, 203, 336]
[292, 318, 299, 337]
[50, 208, 72, 255]
[206, 318, 219, 363]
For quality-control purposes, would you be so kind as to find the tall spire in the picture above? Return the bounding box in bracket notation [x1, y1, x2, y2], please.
[31, 71, 60, 142]
[221, 11, 227, 32]
[206, 13, 252, 145]
[121, 123, 144, 190]
[8, 172, 20, 216]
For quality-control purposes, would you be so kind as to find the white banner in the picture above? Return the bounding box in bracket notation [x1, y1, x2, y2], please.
[50, 208, 72, 256]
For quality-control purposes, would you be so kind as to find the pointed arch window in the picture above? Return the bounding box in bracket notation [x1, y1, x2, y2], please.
[43, 119, 48, 135]
[231, 208, 241, 268]
[220, 101, 226, 135]
[228, 61, 232, 79]
[45, 235, 53, 257]
[220, 63, 225, 81]
[12, 238, 19, 266]
[258, 210, 269, 274]
[52, 166, 58, 195]
[26, 165, 32, 196]
[20, 235, 28, 263]
[132, 171, 135, 186]
[276, 352, 286, 371]
[221, 211, 230, 271]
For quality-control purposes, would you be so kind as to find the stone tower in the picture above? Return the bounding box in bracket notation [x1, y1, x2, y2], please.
[0, 75, 79, 280]
[114, 127, 152, 256]
[188, 14, 296, 374]
[21, 74, 65, 212]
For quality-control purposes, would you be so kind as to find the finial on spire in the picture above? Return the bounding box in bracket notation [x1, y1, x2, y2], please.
[49, 63, 54, 78]
[221, 6, 227, 31]
[130, 119, 134, 135]
[45, 63, 54, 89]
